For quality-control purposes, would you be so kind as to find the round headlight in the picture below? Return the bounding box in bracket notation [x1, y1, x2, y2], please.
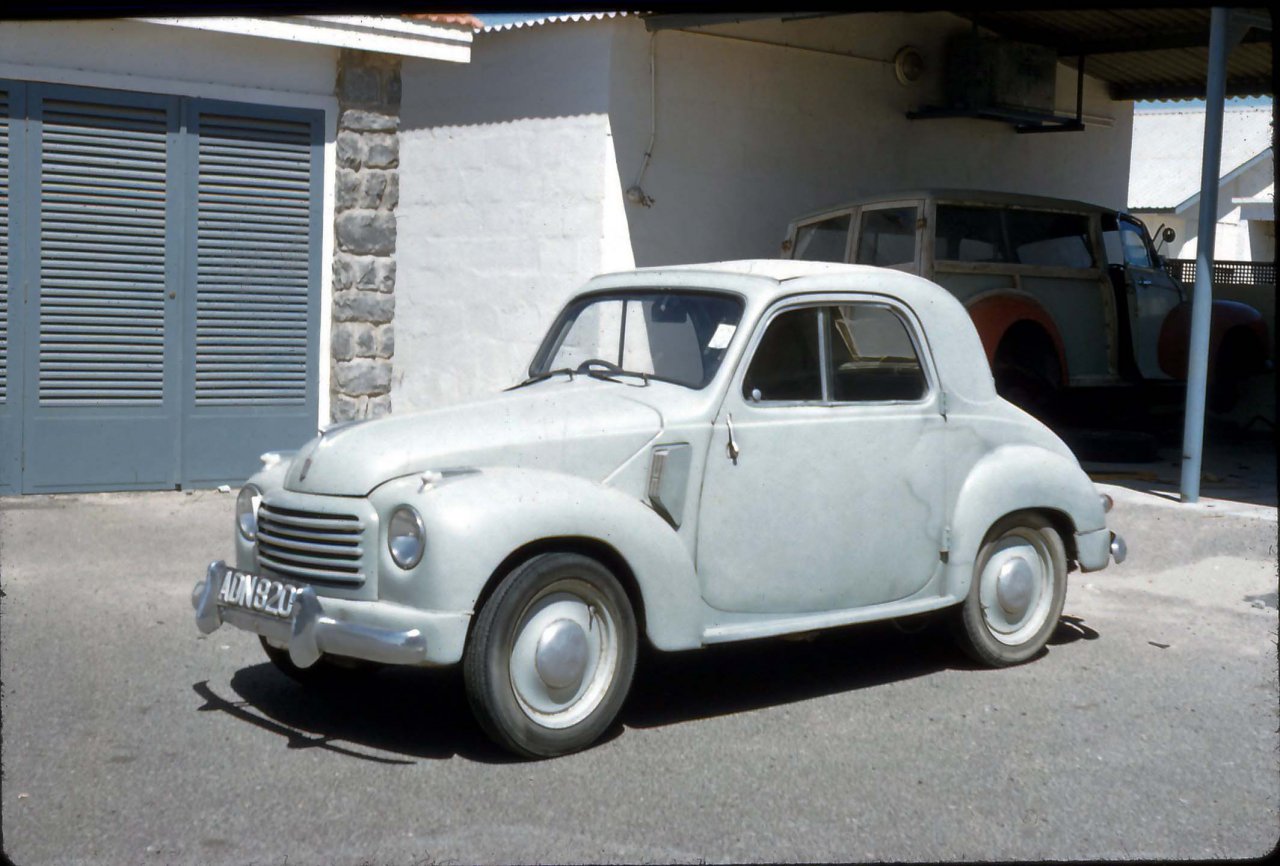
[237, 484, 262, 541]
[388, 506, 425, 569]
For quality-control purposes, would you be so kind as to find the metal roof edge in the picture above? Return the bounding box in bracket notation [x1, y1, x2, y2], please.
[1172, 146, 1275, 215]
[480, 12, 637, 32]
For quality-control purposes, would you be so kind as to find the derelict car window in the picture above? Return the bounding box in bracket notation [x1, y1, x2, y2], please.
[535, 291, 744, 388]
[935, 205, 1009, 263]
[742, 308, 822, 402]
[855, 207, 917, 268]
[827, 305, 927, 402]
[793, 214, 851, 262]
[1007, 210, 1094, 268]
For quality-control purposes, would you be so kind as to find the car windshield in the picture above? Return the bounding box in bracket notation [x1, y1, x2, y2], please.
[531, 291, 745, 389]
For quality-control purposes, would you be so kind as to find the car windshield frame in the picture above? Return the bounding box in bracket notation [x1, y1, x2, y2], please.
[528, 288, 747, 390]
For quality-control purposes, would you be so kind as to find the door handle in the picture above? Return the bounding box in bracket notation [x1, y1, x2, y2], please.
[725, 414, 740, 465]
[1135, 278, 1152, 287]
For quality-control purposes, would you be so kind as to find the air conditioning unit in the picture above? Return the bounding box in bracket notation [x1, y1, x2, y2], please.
[943, 33, 1058, 115]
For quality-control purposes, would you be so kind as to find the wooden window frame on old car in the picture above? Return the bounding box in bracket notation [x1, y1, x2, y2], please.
[735, 295, 937, 409]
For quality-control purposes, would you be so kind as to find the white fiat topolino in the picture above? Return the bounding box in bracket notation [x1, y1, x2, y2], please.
[193, 260, 1125, 758]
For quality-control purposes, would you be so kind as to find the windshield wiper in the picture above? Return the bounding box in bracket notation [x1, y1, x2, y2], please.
[506, 367, 576, 391]
[586, 368, 651, 387]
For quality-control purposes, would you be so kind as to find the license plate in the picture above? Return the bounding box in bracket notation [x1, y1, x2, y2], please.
[217, 568, 300, 619]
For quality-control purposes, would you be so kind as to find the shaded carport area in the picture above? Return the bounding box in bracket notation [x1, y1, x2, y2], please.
[646, 8, 1274, 501]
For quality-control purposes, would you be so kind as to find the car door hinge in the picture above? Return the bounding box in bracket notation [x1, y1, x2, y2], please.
[940, 526, 951, 562]
[939, 390, 949, 419]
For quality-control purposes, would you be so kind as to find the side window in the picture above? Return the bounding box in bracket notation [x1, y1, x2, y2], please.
[742, 308, 822, 402]
[1118, 219, 1154, 268]
[792, 214, 851, 262]
[1008, 210, 1095, 268]
[935, 205, 1009, 263]
[855, 207, 917, 268]
[828, 305, 927, 402]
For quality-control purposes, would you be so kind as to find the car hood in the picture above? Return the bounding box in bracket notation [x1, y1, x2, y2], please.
[283, 383, 665, 496]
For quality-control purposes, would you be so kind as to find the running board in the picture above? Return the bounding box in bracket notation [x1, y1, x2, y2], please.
[701, 594, 961, 645]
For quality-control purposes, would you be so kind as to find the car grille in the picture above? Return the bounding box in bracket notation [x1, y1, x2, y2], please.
[256, 503, 365, 586]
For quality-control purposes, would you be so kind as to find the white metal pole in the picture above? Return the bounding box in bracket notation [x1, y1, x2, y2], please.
[1179, 7, 1231, 503]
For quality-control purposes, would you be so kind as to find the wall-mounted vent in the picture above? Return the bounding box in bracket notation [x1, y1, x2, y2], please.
[944, 33, 1058, 115]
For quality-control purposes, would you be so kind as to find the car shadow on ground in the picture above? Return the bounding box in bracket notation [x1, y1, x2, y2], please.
[197, 615, 1100, 763]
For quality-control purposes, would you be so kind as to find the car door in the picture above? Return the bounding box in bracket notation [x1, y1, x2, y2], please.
[695, 297, 946, 615]
[1105, 215, 1183, 380]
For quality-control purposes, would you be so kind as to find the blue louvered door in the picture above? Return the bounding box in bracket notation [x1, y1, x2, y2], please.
[21, 86, 183, 492]
[0, 84, 20, 494]
[181, 101, 322, 486]
[5, 81, 322, 493]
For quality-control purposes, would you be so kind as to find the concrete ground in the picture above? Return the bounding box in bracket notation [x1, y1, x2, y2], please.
[1, 436, 1277, 864]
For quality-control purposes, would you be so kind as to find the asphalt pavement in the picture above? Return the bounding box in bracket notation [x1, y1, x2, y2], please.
[1, 459, 1277, 863]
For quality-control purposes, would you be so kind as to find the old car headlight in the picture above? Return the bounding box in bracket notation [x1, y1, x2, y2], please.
[237, 484, 262, 541]
[388, 506, 425, 569]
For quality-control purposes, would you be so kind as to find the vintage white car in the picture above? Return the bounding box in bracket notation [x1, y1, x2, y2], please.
[193, 260, 1126, 758]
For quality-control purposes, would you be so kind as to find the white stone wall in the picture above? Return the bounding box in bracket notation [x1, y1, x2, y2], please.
[606, 13, 1135, 267]
[393, 14, 1135, 413]
[396, 23, 625, 411]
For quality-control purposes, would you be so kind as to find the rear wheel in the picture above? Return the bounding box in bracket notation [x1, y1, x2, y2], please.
[464, 552, 638, 758]
[953, 512, 1067, 667]
[993, 324, 1061, 420]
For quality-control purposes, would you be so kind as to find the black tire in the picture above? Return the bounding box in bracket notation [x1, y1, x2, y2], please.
[464, 552, 638, 758]
[993, 324, 1061, 420]
[953, 512, 1068, 667]
[258, 635, 378, 688]
[1208, 335, 1261, 414]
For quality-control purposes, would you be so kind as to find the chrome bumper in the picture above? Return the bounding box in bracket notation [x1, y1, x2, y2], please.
[1076, 527, 1129, 572]
[1109, 532, 1127, 565]
[192, 560, 470, 669]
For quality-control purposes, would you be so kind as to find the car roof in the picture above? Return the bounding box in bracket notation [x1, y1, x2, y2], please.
[580, 259, 999, 405]
[789, 188, 1116, 226]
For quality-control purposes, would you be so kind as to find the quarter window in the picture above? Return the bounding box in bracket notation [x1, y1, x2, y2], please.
[792, 214, 851, 262]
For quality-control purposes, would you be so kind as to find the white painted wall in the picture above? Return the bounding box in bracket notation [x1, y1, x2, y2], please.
[606, 13, 1134, 268]
[396, 22, 628, 411]
[394, 13, 1136, 413]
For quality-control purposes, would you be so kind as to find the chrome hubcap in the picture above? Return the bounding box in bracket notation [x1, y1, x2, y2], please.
[978, 529, 1054, 646]
[534, 618, 589, 690]
[996, 557, 1035, 617]
[508, 579, 619, 729]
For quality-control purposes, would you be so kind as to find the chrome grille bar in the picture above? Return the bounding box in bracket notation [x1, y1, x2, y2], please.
[256, 503, 365, 585]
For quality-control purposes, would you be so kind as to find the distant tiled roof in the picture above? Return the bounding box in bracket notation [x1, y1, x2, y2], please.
[404, 13, 484, 30]
[479, 11, 633, 31]
[1128, 106, 1274, 211]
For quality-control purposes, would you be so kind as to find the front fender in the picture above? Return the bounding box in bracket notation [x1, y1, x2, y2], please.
[373, 467, 704, 653]
[1158, 299, 1269, 378]
[944, 444, 1106, 599]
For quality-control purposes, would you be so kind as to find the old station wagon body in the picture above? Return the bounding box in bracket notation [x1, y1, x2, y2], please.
[782, 190, 1270, 412]
[193, 260, 1126, 757]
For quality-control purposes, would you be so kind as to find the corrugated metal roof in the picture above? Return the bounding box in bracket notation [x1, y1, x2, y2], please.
[959, 8, 1273, 100]
[403, 13, 484, 31]
[480, 12, 634, 32]
[1128, 106, 1274, 210]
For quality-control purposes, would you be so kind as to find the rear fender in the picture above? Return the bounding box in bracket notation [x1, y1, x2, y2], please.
[943, 444, 1107, 599]
[965, 292, 1069, 384]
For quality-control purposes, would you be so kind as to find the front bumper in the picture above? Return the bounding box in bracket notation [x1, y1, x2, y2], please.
[192, 560, 471, 668]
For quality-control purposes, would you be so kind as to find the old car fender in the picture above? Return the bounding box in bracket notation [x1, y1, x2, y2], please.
[1157, 299, 1270, 379]
[372, 466, 705, 653]
[944, 444, 1107, 599]
[965, 291, 1069, 384]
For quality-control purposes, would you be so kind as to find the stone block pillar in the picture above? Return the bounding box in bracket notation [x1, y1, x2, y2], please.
[331, 49, 401, 421]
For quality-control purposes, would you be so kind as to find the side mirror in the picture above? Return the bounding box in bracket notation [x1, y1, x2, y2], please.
[1161, 226, 1176, 245]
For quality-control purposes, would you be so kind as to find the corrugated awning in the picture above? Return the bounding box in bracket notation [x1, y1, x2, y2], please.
[643, 8, 1273, 101]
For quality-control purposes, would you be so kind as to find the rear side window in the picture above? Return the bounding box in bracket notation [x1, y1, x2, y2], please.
[937, 205, 1094, 268]
[855, 207, 917, 268]
[935, 205, 1008, 262]
[792, 214, 851, 262]
[828, 305, 927, 402]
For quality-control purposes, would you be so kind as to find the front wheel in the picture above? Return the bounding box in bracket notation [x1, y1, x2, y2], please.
[464, 553, 638, 758]
[954, 512, 1067, 666]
